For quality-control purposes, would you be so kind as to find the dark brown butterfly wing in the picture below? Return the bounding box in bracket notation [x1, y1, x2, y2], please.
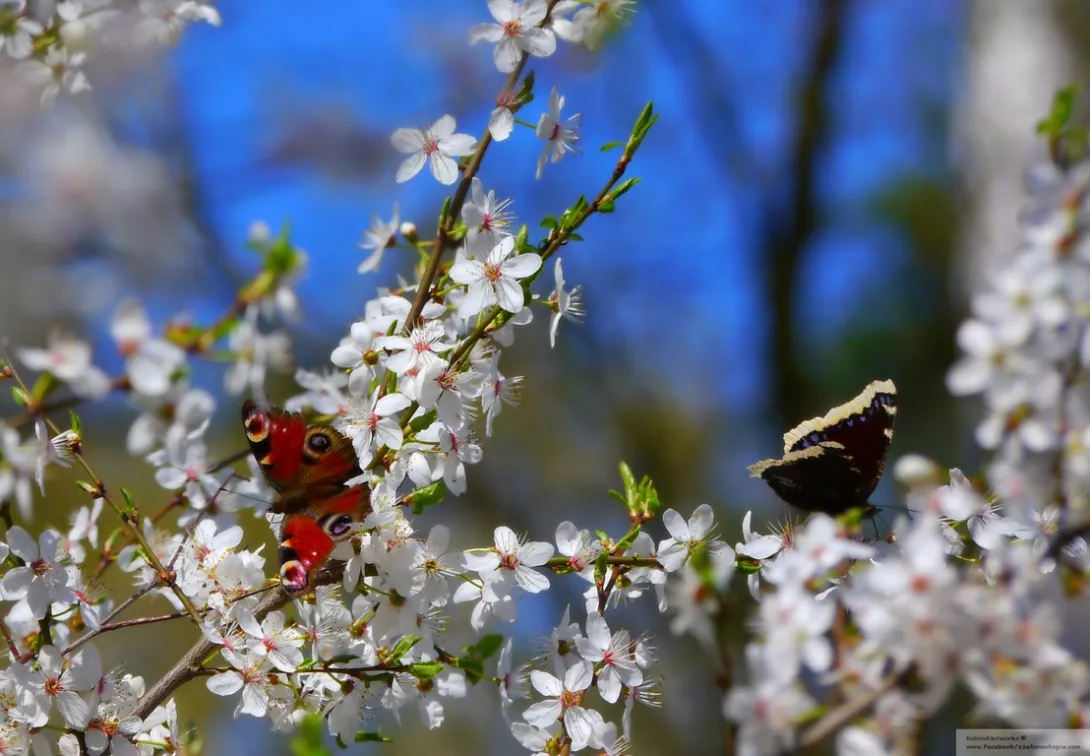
[750, 380, 897, 514]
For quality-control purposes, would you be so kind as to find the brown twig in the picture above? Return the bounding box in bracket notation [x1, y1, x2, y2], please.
[797, 668, 909, 749]
[130, 566, 343, 721]
[402, 1, 563, 332]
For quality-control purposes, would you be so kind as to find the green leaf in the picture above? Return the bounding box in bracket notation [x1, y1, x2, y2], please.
[1037, 85, 1078, 138]
[460, 656, 485, 684]
[600, 141, 623, 152]
[30, 373, 57, 404]
[515, 224, 531, 252]
[119, 489, 140, 523]
[615, 525, 641, 553]
[469, 633, 504, 660]
[625, 102, 658, 158]
[408, 410, 438, 434]
[10, 387, 29, 407]
[598, 199, 615, 213]
[566, 232, 584, 243]
[594, 550, 609, 583]
[68, 410, 82, 435]
[611, 177, 641, 200]
[540, 215, 559, 230]
[408, 661, 444, 680]
[387, 634, 422, 663]
[290, 713, 332, 756]
[265, 224, 300, 275]
[354, 731, 393, 744]
[517, 70, 535, 101]
[409, 481, 447, 515]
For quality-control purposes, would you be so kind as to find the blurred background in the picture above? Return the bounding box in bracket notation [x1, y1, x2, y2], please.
[2, 0, 1089, 753]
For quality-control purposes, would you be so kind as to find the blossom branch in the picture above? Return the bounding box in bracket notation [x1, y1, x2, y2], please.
[7, 355, 205, 625]
[797, 668, 910, 749]
[403, 0, 564, 331]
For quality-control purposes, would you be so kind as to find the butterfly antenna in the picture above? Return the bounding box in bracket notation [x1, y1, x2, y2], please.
[165, 472, 240, 572]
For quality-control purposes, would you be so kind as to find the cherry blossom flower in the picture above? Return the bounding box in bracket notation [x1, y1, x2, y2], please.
[376, 320, 454, 376]
[657, 504, 732, 572]
[2, 527, 75, 619]
[18, 332, 110, 399]
[535, 87, 581, 179]
[547, 258, 585, 348]
[724, 645, 815, 756]
[464, 526, 554, 594]
[224, 313, 292, 405]
[576, 612, 642, 703]
[110, 299, 186, 397]
[237, 608, 305, 673]
[15, 644, 101, 727]
[497, 638, 527, 722]
[206, 658, 274, 718]
[469, 0, 557, 74]
[523, 661, 596, 751]
[358, 204, 399, 274]
[489, 90, 519, 141]
[450, 236, 543, 318]
[555, 0, 635, 50]
[17, 46, 90, 103]
[344, 391, 412, 465]
[0, 13, 42, 59]
[554, 521, 602, 574]
[391, 115, 477, 185]
[463, 177, 515, 251]
[479, 353, 523, 437]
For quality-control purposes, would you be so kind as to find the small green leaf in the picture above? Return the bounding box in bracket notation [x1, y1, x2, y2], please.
[600, 141, 623, 152]
[540, 215, 559, 230]
[30, 373, 56, 403]
[409, 481, 447, 514]
[470, 633, 504, 660]
[290, 713, 332, 756]
[462, 656, 486, 684]
[598, 199, 615, 213]
[11, 387, 29, 407]
[354, 731, 393, 744]
[615, 525, 641, 552]
[387, 634, 422, 663]
[1036, 85, 1078, 138]
[517, 70, 535, 101]
[594, 550, 609, 583]
[408, 410, 438, 434]
[515, 224, 531, 251]
[69, 410, 82, 434]
[408, 661, 444, 680]
[611, 177, 641, 200]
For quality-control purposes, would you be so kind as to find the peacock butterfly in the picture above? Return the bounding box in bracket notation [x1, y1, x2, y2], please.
[242, 400, 372, 593]
[748, 379, 897, 516]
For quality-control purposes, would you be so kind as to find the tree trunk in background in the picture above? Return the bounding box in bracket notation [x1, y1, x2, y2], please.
[955, 2, 1076, 290]
[762, 0, 848, 428]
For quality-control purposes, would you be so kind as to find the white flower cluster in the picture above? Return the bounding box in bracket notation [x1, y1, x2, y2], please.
[947, 158, 1090, 520]
[0, 0, 221, 105]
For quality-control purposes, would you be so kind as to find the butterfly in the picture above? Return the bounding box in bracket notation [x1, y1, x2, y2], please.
[748, 379, 897, 516]
[242, 400, 372, 594]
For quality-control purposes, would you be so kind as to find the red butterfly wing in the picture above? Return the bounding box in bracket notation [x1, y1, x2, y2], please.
[244, 401, 372, 593]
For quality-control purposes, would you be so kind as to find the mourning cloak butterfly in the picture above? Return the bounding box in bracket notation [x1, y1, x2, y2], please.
[748, 379, 897, 516]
